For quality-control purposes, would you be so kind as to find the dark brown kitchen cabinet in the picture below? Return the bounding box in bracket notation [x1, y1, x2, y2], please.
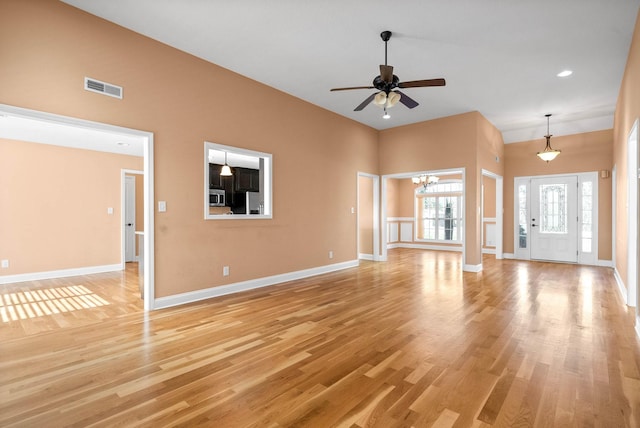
[209, 164, 224, 189]
[234, 167, 260, 192]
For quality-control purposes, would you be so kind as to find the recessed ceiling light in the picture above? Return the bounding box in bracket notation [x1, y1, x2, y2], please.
[116, 141, 130, 147]
[557, 70, 573, 77]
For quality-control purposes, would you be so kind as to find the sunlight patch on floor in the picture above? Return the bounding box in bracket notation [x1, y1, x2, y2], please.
[0, 285, 110, 322]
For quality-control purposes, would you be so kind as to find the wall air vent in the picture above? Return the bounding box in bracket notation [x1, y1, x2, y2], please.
[84, 77, 123, 99]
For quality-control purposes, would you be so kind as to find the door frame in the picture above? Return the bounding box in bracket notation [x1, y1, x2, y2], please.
[513, 171, 599, 265]
[122, 171, 142, 263]
[627, 119, 638, 307]
[381, 167, 466, 266]
[0, 103, 156, 311]
[357, 172, 380, 261]
[482, 169, 504, 259]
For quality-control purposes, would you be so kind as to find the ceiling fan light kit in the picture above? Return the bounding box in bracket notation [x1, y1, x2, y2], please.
[374, 91, 400, 109]
[330, 30, 446, 119]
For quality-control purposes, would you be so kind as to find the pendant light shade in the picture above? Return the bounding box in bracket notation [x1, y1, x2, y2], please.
[536, 114, 561, 162]
[220, 151, 233, 176]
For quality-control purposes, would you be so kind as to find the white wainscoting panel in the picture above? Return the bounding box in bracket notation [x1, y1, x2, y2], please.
[388, 222, 399, 243]
[400, 222, 413, 242]
[485, 223, 496, 247]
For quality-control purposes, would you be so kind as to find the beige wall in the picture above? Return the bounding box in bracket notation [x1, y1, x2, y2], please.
[0, 1, 379, 297]
[1, 1, 635, 296]
[0, 138, 143, 274]
[503, 129, 613, 259]
[613, 8, 640, 297]
[483, 176, 496, 218]
[475, 115, 505, 259]
[386, 179, 401, 218]
[379, 111, 503, 266]
[397, 179, 416, 218]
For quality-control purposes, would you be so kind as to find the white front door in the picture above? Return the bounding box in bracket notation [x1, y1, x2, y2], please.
[530, 176, 578, 263]
[124, 175, 136, 262]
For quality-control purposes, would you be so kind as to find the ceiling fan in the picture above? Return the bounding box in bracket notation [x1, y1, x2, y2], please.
[330, 31, 446, 114]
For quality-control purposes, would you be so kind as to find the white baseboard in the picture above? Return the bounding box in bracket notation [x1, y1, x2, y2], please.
[463, 264, 483, 273]
[359, 253, 374, 261]
[596, 259, 613, 267]
[0, 263, 123, 285]
[482, 248, 496, 255]
[387, 243, 463, 252]
[503, 253, 516, 259]
[154, 259, 359, 310]
[636, 316, 640, 341]
[614, 267, 628, 305]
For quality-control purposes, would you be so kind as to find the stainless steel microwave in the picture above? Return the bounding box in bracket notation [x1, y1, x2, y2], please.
[209, 189, 225, 206]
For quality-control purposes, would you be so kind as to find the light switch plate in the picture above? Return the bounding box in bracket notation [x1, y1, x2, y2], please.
[158, 201, 167, 212]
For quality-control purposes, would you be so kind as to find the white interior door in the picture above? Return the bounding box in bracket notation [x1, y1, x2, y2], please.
[124, 175, 136, 262]
[530, 176, 578, 263]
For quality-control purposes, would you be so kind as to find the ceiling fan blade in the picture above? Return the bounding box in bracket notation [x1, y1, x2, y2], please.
[380, 65, 394, 83]
[354, 93, 377, 111]
[398, 78, 446, 89]
[330, 86, 375, 92]
[397, 91, 419, 109]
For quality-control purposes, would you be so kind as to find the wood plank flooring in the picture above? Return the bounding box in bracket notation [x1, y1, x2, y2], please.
[1, 250, 639, 427]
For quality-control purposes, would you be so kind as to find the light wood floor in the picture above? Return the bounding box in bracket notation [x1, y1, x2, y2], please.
[1, 250, 639, 427]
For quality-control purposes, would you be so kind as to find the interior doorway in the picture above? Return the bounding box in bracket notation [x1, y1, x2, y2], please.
[357, 173, 379, 261]
[123, 172, 143, 263]
[381, 168, 468, 266]
[124, 175, 136, 262]
[0, 103, 155, 310]
[481, 170, 503, 260]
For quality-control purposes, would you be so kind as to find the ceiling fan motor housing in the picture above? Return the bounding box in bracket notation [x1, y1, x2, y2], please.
[373, 75, 399, 93]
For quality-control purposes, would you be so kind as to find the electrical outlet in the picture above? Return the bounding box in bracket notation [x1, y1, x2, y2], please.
[223, 266, 230, 276]
[107, 207, 114, 215]
[328, 251, 333, 259]
[1, 259, 9, 268]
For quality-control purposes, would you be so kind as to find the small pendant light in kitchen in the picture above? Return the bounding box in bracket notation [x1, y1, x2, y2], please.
[220, 151, 232, 176]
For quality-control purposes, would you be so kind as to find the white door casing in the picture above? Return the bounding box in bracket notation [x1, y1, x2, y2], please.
[530, 175, 578, 263]
[628, 120, 638, 307]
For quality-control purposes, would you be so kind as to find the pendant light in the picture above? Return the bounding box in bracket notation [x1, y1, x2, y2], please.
[220, 151, 232, 176]
[536, 114, 561, 162]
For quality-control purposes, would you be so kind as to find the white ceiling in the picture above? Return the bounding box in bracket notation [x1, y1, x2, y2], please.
[4, 2, 639, 151]
[59, 0, 640, 144]
[0, 113, 144, 156]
